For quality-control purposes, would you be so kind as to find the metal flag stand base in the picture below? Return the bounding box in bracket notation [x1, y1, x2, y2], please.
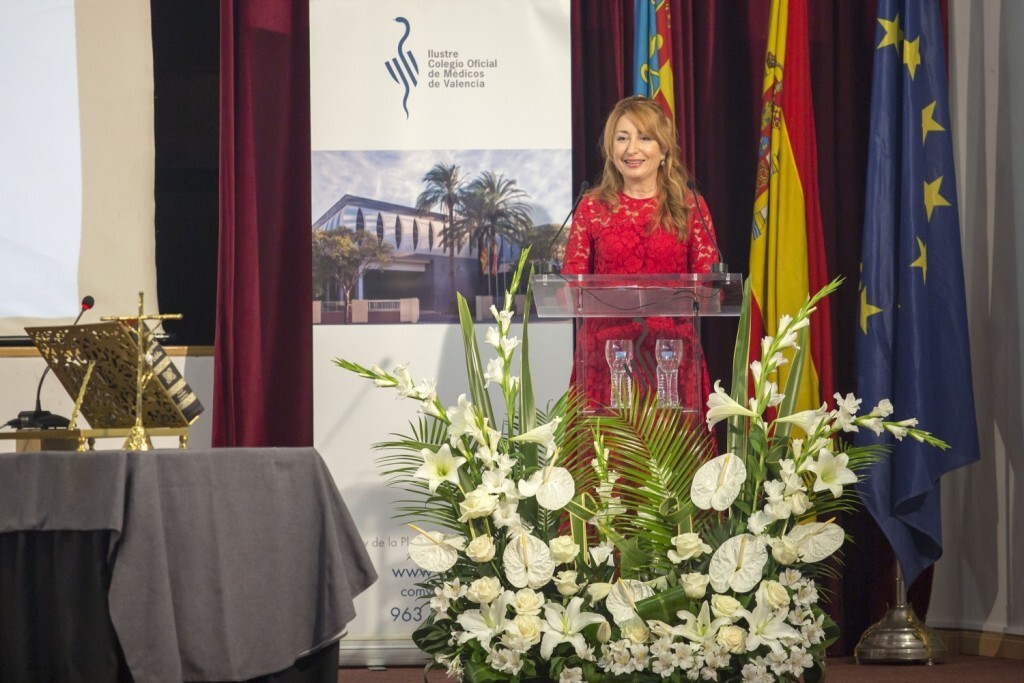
[855, 564, 945, 664]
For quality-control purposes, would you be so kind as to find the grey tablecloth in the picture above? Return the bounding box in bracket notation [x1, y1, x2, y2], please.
[0, 447, 377, 683]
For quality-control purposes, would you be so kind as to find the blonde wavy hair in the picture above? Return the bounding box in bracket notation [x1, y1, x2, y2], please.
[590, 95, 692, 239]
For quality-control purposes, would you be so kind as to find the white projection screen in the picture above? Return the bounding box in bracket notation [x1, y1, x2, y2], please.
[0, 0, 159, 338]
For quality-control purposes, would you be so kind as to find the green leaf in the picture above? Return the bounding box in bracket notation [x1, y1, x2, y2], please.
[457, 293, 495, 429]
[411, 619, 451, 655]
[518, 260, 537, 434]
[728, 278, 753, 461]
[635, 585, 691, 622]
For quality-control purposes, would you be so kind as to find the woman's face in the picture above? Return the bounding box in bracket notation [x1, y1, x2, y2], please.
[611, 114, 664, 197]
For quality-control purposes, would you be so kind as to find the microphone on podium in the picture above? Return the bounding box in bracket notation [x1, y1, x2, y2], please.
[4, 295, 95, 430]
[539, 181, 589, 274]
[686, 180, 727, 274]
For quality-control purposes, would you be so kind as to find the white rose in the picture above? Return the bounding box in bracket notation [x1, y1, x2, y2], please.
[549, 536, 581, 563]
[458, 488, 498, 522]
[512, 588, 545, 616]
[789, 491, 811, 516]
[668, 532, 712, 563]
[619, 616, 650, 644]
[711, 594, 743, 620]
[465, 535, 496, 563]
[770, 537, 800, 566]
[716, 624, 748, 654]
[466, 576, 503, 604]
[554, 570, 581, 596]
[682, 572, 710, 599]
[759, 579, 790, 610]
[507, 614, 543, 646]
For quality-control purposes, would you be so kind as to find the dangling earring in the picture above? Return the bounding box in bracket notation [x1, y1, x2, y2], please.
[660, 158, 665, 167]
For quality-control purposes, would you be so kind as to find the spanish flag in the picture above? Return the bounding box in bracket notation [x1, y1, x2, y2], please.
[749, 0, 833, 414]
[634, 0, 674, 118]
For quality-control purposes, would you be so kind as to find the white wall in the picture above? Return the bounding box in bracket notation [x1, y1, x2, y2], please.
[930, 0, 1024, 636]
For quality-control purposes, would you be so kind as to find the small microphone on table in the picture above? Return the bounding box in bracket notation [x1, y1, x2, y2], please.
[4, 295, 95, 430]
[686, 180, 727, 274]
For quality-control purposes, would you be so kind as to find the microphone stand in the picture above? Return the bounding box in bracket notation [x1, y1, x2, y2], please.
[537, 181, 589, 274]
[5, 296, 94, 430]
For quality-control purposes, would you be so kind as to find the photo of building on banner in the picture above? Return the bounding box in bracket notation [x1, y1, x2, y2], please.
[310, 0, 572, 327]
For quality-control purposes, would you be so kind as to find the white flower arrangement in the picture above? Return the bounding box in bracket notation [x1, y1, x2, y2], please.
[336, 251, 947, 682]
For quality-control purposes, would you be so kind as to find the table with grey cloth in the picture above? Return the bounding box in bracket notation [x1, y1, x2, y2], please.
[0, 447, 377, 683]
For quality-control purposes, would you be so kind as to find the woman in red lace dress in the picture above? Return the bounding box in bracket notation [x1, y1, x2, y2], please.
[561, 96, 721, 413]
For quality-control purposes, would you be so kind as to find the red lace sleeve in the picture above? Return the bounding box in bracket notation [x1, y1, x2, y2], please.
[687, 193, 720, 274]
[560, 196, 595, 275]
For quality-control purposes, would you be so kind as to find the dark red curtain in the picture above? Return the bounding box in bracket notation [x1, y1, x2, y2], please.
[214, 0, 933, 653]
[215, 0, 312, 448]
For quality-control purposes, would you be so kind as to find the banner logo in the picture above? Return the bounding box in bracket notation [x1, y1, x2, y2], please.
[384, 17, 420, 118]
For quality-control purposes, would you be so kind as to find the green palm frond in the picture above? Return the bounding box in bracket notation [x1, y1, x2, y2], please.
[585, 391, 715, 574]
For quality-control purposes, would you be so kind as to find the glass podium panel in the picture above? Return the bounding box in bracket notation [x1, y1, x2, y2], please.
[531, 273, 742, 415]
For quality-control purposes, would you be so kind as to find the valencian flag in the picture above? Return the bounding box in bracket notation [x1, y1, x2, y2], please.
[634, 0, 674, 118]
[749, 0, 834, 416]
[857, 0, 980, 588]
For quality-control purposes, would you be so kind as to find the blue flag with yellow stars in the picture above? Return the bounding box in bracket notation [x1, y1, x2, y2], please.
[856, 0, 980, 588]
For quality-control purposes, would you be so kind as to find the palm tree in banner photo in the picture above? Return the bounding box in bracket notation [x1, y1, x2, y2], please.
[458, 171, 532, 298]
[416, 163, 463, 314]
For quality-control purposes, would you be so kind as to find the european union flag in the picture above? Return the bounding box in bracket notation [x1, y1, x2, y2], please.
[857, 0, 980, 588]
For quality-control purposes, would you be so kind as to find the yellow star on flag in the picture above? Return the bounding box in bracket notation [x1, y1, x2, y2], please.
[921, 101, 945, 144]
[860, 285, 883, 335]
[877, 14, 902, 50]
[910, 236, 928, 283]
[904, 36, 921, 79]
[924, 176, 951, 221]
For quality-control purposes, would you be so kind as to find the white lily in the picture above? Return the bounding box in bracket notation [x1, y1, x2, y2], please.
[706, 380, 760, 430]
[775, 404, 828, 436]
[540, 596, 607, 659]
[414, 443, 466, 493]
[805, 449, 857, 498]
[675, 601, 731, 644]
[456, 590, 515, 648]
[738, 599, 800, 654]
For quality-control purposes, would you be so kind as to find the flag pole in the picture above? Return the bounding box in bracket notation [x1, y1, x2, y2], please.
[854, 562, 946, 664]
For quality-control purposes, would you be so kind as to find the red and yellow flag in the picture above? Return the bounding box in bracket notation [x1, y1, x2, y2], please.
[749, 0, 833, 413]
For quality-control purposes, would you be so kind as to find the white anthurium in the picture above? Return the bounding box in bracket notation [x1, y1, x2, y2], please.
[605, 579, 655, 626]
[691, 453, 747, 511]
[706, 381, 760, 430]
[510, 417, 562, 453]
[709, 534, 769, 594]
[674, 601, 731, 644]
[540, 596, 608, 660]
[805, 449, 858, 498]
[518, 465, 575, 511]
[786, 520, 845, 563]
[503, 532, 557, 589]
[456, 590, 516, 648]
[407, 525, 467, 572]
[414, 443, 466, 493]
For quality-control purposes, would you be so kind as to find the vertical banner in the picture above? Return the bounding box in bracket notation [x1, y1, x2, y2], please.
[310, 0, 572, 664]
